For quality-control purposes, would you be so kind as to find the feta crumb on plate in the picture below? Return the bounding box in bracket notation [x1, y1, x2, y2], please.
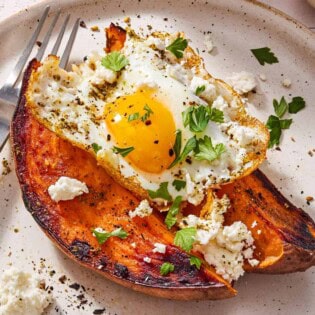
[204, 34, 214, 53]
[0, 267, 52, 315]
[226, 71, 257, 94]
[282, 78, 291, 88]
[48, 176, 89, 202]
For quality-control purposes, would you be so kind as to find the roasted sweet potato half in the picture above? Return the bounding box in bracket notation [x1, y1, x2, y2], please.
[11, 60, 236, 300]
[11, 60, 315, 301]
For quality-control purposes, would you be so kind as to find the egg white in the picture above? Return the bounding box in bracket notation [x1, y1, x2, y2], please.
[26, 30, 268, 206]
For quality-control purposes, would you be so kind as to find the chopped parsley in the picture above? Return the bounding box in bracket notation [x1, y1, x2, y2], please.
[166, 37, 188, 58]
[266, 115, 292, 148]
[182, 106, 209, 133]
[266, 95, 304, 148]
[168, 135, 197, 169]
[112, 146, 134, 157]
[160, 262, 175, 276]
[172, 179, 186, 191]
[182, 106, 224, 133]
[189, 255, 202, 269]
[101, 51, 129, 72]
[92, 143, 102, 153]
[194, 136, 226, 162]
[288, 96, 305, 114]
[207, 107, 224, 123]
[128, 112, 140, 122]
[273, 97, 287, 118]
[165, 196, 182, 229]
[250, 47, 279, 66]
[92, 227, 128, 245]
[147, 182, 172, 201]
[141, 104, 154, 122]
[174, 227, 197, 252]
[195, 85, 206, 96]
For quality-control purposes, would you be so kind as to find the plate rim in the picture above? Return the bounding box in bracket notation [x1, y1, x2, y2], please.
[0, 0, 314, 38]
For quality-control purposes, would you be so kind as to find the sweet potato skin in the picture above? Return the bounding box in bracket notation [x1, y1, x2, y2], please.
[11, 59, 235, 300]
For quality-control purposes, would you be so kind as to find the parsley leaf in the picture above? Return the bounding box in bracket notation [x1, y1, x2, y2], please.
[166, 37, 188, 58]
[207, 107, 224, 123]
[182, 106, 209, 133]
[128, 113, 140, 122]
[92, 143, 102, 153]
[279, 119, 293, 129]
[160, 262, 175, 276]
[189, 255, 202, 269]
[174, 227, 196, 252]
[147, 182, 172, 201]
[172, 179, 186, 191]
[288, 96, 305, 114]
[165, 196, 182, 229]
[168, 136, 197, 169]
[195, 85, 206, 96]
[194, 136, 226, 162]
[93, 227, 128, 245]
[273, 97, 287, 118]
[250, 47, 279, 66]
[101, 51, 129, 72]
[266, 115, 292, 148]
[112, 146, 134, 157]
[141, 104, 154, 122]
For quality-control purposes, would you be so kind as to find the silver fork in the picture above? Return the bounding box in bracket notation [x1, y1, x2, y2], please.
[0, 5, 80, 151]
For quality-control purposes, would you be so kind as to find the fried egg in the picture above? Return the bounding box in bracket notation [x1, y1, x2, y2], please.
[26, 27, 269, 206]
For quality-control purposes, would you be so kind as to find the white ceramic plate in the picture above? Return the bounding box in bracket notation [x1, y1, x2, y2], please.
[0, 1, 314, 314]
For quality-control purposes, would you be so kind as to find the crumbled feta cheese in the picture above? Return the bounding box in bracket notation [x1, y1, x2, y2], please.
[166, 63, 192, 85]
[226, 71, 256, 94]
[259, 74, 267, 81]
[248, 259, 260, 267]
[0, 267, 52, 315]
[48, 176, 89, 202]
[190, 76, 217, 102]
[131, 242, 137, 248]
[143, 257, 151, 263]
[225, 123, 259, 147]
[145, 36, 166, 50]
[180, 194, 258, 282]
[135, 78, 158, 89]
[129, 199, 153, 218]
[204, 34, 214, 53]
[91, 60, 117, 84]
[282, 78, 291, 88]
[257, 230, 262, 235]
[152, 243, 166, 254]
[185, 173, 205, 206]
[251, 221, 257, 228]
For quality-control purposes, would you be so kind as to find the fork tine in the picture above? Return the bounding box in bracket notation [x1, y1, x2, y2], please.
[36, 9, 61, 61]
[59, 18, 80, 69]
[51, 14, 70, 56]
[6, 6, 50, 87]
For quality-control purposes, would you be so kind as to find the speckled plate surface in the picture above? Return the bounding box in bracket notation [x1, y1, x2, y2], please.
[0, 0, 314, 314]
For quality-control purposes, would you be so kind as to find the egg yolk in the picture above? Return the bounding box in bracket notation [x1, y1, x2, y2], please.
[104, 89, 176, 174]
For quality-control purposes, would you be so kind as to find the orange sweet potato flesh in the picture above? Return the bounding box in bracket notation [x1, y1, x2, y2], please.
[218, 174, 315, 272]
[11, 60, 235, 300]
